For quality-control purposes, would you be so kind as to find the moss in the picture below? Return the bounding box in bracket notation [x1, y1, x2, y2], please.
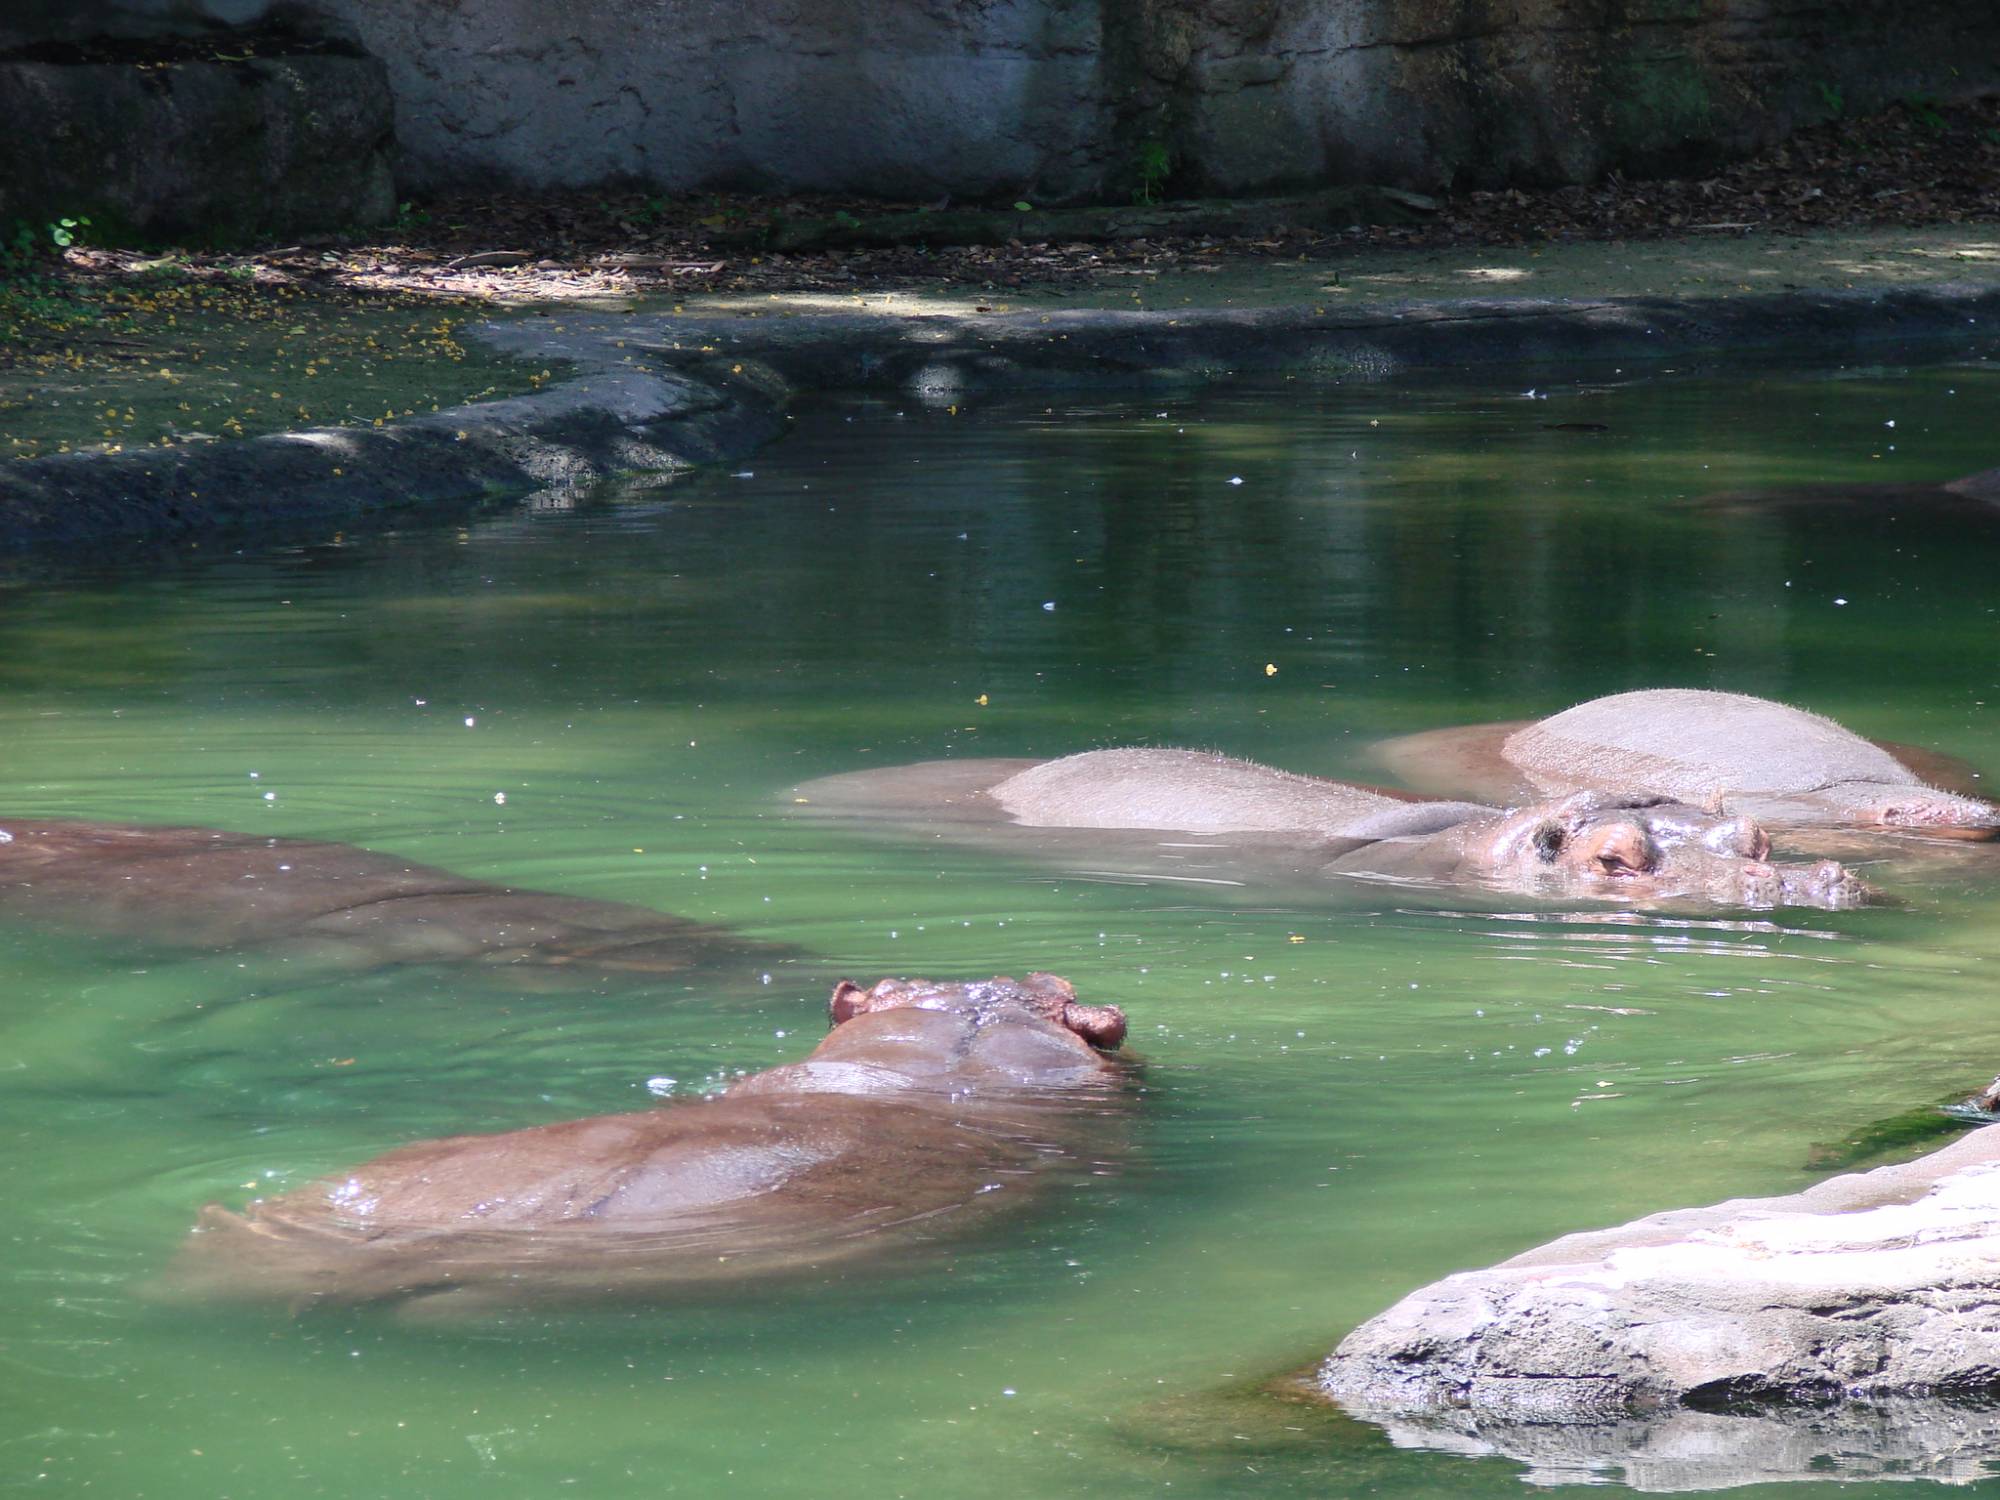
[1802, 1101, 1974, 1174]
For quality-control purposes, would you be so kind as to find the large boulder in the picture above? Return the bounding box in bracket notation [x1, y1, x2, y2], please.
[1321, 1125, 2000, 1424]
[0, 34, 393, 240]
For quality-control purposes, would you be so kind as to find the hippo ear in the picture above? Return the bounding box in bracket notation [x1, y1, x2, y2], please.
[829, 980, 873, 1026]
[1023, 972, 1078, 1002]
[1061, 1002, 1127, 1051]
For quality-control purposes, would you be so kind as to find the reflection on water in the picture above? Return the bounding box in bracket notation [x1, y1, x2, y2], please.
[2, 360, 2000, 1496]
[1347, 1397, 2000, 1491]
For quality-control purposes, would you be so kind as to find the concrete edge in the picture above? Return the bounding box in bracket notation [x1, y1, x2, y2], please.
[5, 279, 1998, 550]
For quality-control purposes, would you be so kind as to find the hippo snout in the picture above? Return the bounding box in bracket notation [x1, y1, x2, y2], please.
[1702, 815, 1771, 861]
[1758, 857, 1868, 910]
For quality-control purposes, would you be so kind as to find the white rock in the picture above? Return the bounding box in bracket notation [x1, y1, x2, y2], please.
[1322, 1125, 2000, 1427]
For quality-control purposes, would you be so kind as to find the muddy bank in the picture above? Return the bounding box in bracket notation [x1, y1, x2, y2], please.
[3, 276, 1999, 550]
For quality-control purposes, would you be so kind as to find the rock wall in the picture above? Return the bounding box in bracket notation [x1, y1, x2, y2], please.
[8, 1, 1998, 203]
[0, 47, 395, 239]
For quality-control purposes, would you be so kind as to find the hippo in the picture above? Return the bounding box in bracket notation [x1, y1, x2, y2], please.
[0, 818, 788, 976]
[156, 973, 1130, 1312]
[1372, 690, 1996, 835]
[1690, 465, 2000, 525]
[792, 748, 1865, 910]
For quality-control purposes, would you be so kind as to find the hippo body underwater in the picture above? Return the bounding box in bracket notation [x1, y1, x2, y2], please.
[1372, 689, 1996, 835]
[0, 818, 786, 976]
[159, 974, 1130, 1312]
[794, 748, 1863, 910]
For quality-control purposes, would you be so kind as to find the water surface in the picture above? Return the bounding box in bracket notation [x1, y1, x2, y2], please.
[5, 358, 2000, 1495]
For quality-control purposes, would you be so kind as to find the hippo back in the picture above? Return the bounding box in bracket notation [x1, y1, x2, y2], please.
[1502, 689, 1917, 801]
[991, 748, 1423, 838]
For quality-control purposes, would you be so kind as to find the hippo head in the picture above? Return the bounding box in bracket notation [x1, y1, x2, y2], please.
[1467, 793, 1868, 910]
[829, 971, 1127, 1050]
[719, 975, 1127, 1104]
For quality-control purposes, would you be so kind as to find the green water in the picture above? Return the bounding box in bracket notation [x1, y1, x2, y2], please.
[5, 359, 2000, 1496]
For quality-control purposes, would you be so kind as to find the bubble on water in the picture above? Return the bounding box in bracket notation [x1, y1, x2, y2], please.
[493, 792, 507, 805]
[1041, 601, 1056, 612]
[464, 716, 476, 727]
[645, 1077, 677, 1096]
[262, 791, 276, 802]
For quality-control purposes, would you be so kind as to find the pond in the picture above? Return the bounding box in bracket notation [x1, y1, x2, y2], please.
[4, 355, 2000, 1496]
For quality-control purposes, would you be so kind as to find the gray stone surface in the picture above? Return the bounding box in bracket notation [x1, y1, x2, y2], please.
[0, 351, 784, 549]
[0, 51, 394, 238]
[8, 1, 1996, 202]
[1320, 1124, 2000, 1425]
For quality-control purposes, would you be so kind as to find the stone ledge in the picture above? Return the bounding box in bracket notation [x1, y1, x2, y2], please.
[0, 361, 786, 549]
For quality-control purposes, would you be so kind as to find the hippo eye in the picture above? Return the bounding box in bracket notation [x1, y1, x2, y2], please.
[1531, 822, 1566, 863]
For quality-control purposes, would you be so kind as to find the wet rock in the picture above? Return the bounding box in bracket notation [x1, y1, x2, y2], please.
[1320, 1126, 2000, 1426]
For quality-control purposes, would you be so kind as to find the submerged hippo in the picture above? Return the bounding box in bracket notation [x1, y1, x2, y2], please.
[158, 973, 1130, 1311]
[793, 749, 1864, 909]
[1373, 690, 1996, 835]
[0, 818, 787, 976]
